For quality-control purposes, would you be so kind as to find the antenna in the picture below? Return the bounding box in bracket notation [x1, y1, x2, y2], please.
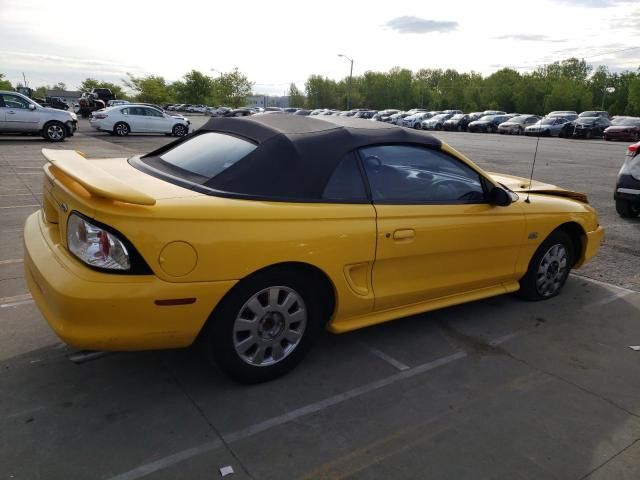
[525, 134, 541, 204]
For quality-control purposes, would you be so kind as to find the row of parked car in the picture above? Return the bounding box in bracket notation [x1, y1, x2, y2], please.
[271, 107, 639, 142]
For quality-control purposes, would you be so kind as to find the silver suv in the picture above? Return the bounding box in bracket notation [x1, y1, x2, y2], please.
[0, 90, 78, 141]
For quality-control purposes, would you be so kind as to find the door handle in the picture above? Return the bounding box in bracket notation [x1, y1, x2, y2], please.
[392, 229, 415, 241]
[7, 111, 16, 115]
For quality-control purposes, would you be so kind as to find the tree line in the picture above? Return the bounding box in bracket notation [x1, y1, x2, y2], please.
[3, 58, 640, 115]
[293, 58, 640, 116]
[0, 69, 254, 108]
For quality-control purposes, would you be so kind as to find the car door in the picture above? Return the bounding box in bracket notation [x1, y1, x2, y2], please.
[143, 107, 169, 132]
[126, 106, 148, 132]
[596, 117, 611, 135]
[360, 144, 526, 311]
[0, 93, 40, 132]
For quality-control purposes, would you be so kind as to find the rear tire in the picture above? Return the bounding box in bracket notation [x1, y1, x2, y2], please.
[42, 121, 66, 142]
[201, 269, 326, 383]
[413, 123, 421, 130]
[517, 230, 574, 301]
[616, 199, 640, 218]
[114, 122, 130, 136]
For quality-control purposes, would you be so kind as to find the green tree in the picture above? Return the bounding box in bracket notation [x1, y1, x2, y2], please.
[124, 73, 173, 104]
[0, 73, 13, 91]
[305, 75, 339, 109]
[288, 83, 305, 107]
[213, 68, 253, 107]
[627, 78, 640, 116]
[172, 70, 215, 104]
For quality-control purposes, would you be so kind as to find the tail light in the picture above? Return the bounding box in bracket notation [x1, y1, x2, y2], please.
[621, 143, 640, 180]
[93, 114, 108, 119]
[67, 213, 130, 270]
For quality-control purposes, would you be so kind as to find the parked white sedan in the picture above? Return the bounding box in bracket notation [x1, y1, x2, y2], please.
[90, 105, 190, 136]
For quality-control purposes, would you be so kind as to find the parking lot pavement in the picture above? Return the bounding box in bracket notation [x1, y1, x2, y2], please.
[1, 121, 639, 479]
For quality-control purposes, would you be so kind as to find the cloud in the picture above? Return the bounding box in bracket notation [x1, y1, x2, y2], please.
[554, 0, 626, 7]
[385, 16, 457, 34]
[611, 8, 640, 29]
[493, 34, 565, 42]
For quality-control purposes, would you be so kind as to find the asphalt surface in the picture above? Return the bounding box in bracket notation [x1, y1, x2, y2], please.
[1, 116, 639, 480]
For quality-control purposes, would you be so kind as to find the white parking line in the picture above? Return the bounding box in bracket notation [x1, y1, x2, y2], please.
[107, 440, 224, 480]
[5, 405, 45, 419]
[360, 343, 410, 371]
[0, 258, 23, 265]
[582, 290, 634, 309]
[0, 204, 39, 209]
[572, 274, 637, 309]
[0, 293, 33, 308]
[572, 274, 636, 294]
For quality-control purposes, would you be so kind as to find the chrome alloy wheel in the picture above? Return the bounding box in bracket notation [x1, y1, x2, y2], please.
[233, 286, 307, 367]
[536, 244, 568, 297]
[47, 124, 64, 140]
[116, 123, 129, 135]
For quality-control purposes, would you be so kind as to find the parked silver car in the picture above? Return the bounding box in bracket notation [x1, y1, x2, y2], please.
[0, 90, 77, 141]
[524, 117, 572, 137]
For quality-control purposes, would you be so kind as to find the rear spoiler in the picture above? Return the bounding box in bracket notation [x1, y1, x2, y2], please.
[42, 149, 156, 206]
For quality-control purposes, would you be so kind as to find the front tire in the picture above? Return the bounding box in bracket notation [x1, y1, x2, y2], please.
[42, 121, 66, 142]
[172, 124, 188, 137]
[114, 122, 130, 136]
[616, 199, 640, 218]
[517, 230, 574, 301]
[201, 269, 326, 383]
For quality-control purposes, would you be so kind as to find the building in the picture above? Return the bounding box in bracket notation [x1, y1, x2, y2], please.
[246, 95, 290, 109]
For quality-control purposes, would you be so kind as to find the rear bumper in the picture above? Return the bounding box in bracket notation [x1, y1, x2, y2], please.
[23, 212, 236, 351]
[614, 174, 640, 203]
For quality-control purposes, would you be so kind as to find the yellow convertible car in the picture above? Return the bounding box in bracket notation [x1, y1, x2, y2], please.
[24, 115, 603, 382]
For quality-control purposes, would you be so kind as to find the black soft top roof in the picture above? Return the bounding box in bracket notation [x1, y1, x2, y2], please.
[140, 115, 442, 201]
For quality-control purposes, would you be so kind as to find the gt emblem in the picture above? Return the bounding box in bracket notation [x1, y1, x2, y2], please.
[528, 232, 538, 240]
[60, 202, 68, 213]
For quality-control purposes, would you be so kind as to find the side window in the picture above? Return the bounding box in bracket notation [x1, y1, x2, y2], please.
[322, 153, 367, 202]
[1, 94, 30, 109]
[129, 107, 145, 116]
[121, 108, 129, 115]
[145, 108, 163, 117]
[360, 145, 485, 204]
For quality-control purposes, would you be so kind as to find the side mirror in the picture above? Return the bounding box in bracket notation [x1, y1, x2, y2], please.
[489, 186, 512, 206]
[29, 103, 36, 110]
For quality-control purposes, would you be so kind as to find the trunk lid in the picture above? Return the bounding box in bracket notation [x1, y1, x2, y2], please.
[41, 149, 201, 247]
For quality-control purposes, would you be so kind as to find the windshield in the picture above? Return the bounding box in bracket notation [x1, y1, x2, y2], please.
[511, 116, 533, 124]
[451, 114, 465, 120]
[540, 119, 555, 125]
[577, 117, 597, 124]
[611, 117, 640, 126]
[579, 111, 602, 117]
[478, 115, 496, 121]
[431, 114, 448, 120]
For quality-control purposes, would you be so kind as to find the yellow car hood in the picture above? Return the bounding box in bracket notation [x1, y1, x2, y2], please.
[488, 172, 589, 203]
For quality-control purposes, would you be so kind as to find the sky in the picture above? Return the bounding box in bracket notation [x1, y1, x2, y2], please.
[1, 0, 638, 95]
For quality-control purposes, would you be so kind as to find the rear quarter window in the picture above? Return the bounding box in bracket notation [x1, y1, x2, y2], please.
[154, 132, 257, 179]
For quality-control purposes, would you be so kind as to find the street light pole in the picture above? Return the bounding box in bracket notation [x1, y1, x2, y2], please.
[338, 54, 354, 110]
